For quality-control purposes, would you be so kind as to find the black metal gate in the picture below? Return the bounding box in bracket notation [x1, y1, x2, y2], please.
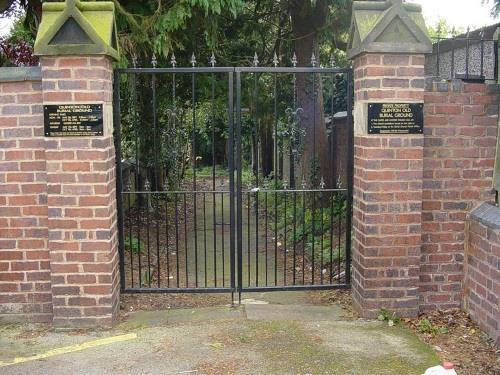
[114, 58, 353, 300]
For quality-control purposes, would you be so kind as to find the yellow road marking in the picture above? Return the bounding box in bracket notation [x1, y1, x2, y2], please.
[0, 332, 137, 368]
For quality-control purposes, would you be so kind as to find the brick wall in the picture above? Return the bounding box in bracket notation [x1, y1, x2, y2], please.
[0, 57, 119, 327]
[352, 53, 425, 318]
[465, 203, 500, 346]
[0, 69, 52, 323]
[41, 56, 119, 327]
[421, 80, 498, 310]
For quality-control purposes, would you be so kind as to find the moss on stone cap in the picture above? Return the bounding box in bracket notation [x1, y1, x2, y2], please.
[347, 0, 432, 59]
[34, 0, 119, 61]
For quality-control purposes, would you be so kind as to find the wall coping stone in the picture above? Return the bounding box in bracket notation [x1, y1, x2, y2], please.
[0, 66, 42, 82]
[470, 202, 500, 230]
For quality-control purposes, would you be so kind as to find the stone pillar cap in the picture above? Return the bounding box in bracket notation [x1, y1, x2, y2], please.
[347, 0, 432, 59]
[34, 0, 119, 61]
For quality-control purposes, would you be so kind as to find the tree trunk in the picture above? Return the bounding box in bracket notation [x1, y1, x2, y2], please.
[259, 114, 274, 179]
[290, 0, 333, 189]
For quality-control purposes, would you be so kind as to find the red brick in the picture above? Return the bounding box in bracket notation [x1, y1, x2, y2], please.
[365, 67, 396, 76]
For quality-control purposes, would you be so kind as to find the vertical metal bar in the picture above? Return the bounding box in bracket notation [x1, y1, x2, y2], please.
[480, 30, 485, 78]
[494, 41, 499, 81]
[146, 190, 151, 287]
[331, 73, 337, 189]
[254, 72, 259, 287]
[273, 71, 278, 286]
[293, 191, 297, 285]
[311, 67, 317, 285]
[137, 194, 142, 287]
[312, 68, 316, 170]
[301, 189, 306, 285]
[436, 36, 441, 77]
[290, 71, 297, 188]
[466, 30, 470, 79]
[329, 192, 334, 284]
[329, 73, 335, 286]
[311, 191, 315, 285]
[113, 70, 125, 291]
[152, 71, 161, 288]
[174, 193, 180, 287]
[171, 68, 179, 288]
[451, 38, 455, 78]
[128, 189, 133, 287]
[221, 192, 225, 286]
[345, 69, 354, 285]
[265, 190, 268, 286]
[228, 72, 235, 293]
[183, 192, 188, 287]
[203, 193, 207, 287]
[236, 71, 243, 301]
[212, 70, 218, 288]
[247, 192, 251, 286]
[255, 191, 260, 286]
[133, 71, 141, 288]
[166, 194, 170, 288]
[192, 69, 198, 288]
[320, 193, 324, 285]
[338, 194, 342, 282]
[283, 190, 287, 285]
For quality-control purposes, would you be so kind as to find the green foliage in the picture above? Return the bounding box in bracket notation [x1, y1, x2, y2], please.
[118, 71, 230, 190]
[6, 15, 34, 44]
[254, 170, 348, 267]
[427, 18, 465, 39]
[483, 0, 500, 17]
[114, 0, 243, 65]
[125, 236, 145, 254]
[186, 165, 229, 178]
[378, 308, 401, 327]
[417, 319, 449, 335]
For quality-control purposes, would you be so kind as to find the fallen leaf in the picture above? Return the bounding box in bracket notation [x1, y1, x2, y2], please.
[208, 342, 224, 349]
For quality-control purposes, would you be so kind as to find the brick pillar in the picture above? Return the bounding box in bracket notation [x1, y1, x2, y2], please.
[351, 54, 425, 318]
[41, 56, 119, 327]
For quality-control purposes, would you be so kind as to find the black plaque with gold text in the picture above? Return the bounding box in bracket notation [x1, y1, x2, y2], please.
[44, 104, 103, 137]
[368, 103, 423, 134]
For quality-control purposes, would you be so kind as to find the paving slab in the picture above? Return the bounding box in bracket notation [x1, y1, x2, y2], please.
[118, 310, 170, 329]
[166, 305, 245, 324]
[240, 290, 311, 305]
[245, 303, 344, 321]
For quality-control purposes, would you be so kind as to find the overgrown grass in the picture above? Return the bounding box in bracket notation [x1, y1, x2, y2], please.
[124, 236, 145, 254]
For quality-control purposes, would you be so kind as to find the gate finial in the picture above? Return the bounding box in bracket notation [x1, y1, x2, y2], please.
[253, 52, 259, 67]
[310, 52, 317, 67]
[311, 51, 316, 68]
[273, 52, 279, 67]
[330, 54, 336, 67]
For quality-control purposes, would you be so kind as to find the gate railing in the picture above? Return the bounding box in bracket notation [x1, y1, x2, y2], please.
[113, 56, 353, 297]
